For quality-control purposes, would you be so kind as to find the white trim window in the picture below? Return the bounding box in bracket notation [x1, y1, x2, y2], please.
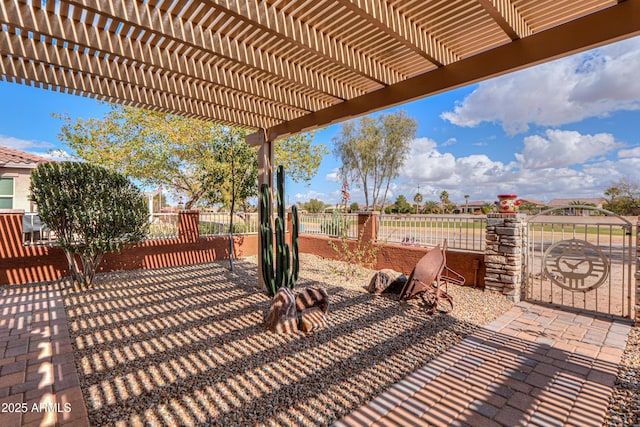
[0, 176, 14, 209]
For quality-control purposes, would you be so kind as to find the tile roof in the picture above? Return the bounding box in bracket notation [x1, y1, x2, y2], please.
[547, 198, 607, 206]
[0, 146, 51, 168]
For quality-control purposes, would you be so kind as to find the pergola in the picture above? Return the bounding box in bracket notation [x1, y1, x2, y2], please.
[2, 0, 640, 273]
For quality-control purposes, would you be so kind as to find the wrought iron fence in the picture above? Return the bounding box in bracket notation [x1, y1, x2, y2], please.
[199, 212, 259, 236]
[22, 212, 56, 246]
[299, 213, 359, 239]
[378, 214, 486, 251]
[147, 213, 180, 239]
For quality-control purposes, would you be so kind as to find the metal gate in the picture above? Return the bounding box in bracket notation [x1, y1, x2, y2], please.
[525, 206, 635, 318]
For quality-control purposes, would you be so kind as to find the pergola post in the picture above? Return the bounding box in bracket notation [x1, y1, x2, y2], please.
[251, 129, 274, 290]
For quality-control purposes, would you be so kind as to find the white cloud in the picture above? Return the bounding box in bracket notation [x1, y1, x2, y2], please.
[515, 130, 621, 169]
[618, 147, 640, 158]
[441, 137, 457, 147]
[325, 167, 341, 182]
[441, 36, 640, 134]
[402, 137, 456, 182]
[390, 135, 627, 203]
[294, 190, 330, 202]
[40, 149, 74, 161]
[0, 134, 53, 151]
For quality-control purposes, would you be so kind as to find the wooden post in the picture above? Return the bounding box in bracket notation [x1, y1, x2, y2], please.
[254, 129, 274, 290]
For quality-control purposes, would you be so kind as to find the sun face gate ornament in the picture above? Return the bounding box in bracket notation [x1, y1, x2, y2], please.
[542, 239, 610, 292]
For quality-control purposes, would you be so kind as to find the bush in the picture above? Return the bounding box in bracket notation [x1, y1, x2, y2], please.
[30, 161, 149, 287]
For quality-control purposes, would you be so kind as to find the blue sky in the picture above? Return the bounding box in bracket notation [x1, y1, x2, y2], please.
[2, 36, 640, 206]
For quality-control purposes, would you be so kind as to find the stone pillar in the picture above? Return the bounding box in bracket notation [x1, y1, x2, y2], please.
[358, 212, 378, 243]
[178, 210, 200, 243]
[484, 213, 527, 302]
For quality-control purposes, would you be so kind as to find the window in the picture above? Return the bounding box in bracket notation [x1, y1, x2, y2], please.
[0, 177, 14, 209]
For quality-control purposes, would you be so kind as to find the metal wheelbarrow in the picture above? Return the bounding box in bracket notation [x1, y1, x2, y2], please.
[399, 240, 465, 313]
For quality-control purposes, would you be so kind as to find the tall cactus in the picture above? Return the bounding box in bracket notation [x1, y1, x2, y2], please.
[260, 166, 300, 297]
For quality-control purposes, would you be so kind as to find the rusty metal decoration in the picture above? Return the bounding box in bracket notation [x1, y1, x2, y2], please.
[542, 239, 610, 292]
[399, 241, 465, 314]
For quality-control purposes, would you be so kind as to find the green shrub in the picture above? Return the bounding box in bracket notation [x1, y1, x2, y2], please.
[30, 161, 149, 287]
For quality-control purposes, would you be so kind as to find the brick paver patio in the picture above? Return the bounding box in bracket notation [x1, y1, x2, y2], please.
[335, 302, 632, 427]
[0, 283, 89, 427]
[1, 281, 632, 427]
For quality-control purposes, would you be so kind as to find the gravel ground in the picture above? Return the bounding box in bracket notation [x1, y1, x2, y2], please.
[62, 254, 513, 426]
[604, 325, 640, 427]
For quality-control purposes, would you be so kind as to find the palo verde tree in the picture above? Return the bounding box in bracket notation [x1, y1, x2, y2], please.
[57, 105, 327, 209]
[333, 110, 417, 210]
[30, 162, 149, 287]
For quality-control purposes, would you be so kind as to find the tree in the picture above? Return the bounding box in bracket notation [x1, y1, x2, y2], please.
[388, 195, 412, 214]
[464, 194, 470, 213]
[349, 202, 360, 213]
[439, 190, 450, 212]
[301, 199, 327, 213]
[423, 200, 440, 214]
[333, 111, 417, 209]
[57, 106, 327, 209]
[30, 162, 148, 287]
[202, 126, 257, 271]
[603, 178, 640, 215]
[414, 192, 423, 213]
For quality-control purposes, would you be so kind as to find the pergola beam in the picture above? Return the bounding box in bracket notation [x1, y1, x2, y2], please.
[202, 0, 404, 86]
[477, 0, 532, 40]
[336, 0, 458, 66]
[256, 0, 640, 141]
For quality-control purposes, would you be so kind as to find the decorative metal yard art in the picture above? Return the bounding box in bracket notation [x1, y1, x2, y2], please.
[399, 240, 465, 314]
[260, 165, 300, 297]
[542, 239, 610, 292]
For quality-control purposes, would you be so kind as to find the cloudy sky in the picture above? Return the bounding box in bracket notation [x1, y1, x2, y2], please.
[1, 36, 640, 206]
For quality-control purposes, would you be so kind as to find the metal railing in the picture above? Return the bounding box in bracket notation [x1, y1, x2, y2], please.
[378, 214, 486, 251]
[22, 213, 56, 246]
[299, 213, 359, 239]
[147, 213, 180, 239]
[199, 212, 259, 236]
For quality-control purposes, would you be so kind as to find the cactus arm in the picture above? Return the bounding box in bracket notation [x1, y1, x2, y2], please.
[275, 217, 285, 289]
[291, 204, 299, 284]
[277, 165, 285, 221]
[284, 243, 291, 290]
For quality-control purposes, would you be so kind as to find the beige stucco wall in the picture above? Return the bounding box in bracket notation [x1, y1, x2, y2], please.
[0, 167, 35, 212]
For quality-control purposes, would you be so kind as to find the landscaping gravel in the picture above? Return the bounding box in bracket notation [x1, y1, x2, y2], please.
[604, 325, 640, 427]
[63, 254, 514, 426]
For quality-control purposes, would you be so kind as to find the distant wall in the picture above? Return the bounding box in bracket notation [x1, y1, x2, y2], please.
[298, 214, 485, 288]
[0, 211, 258, 285]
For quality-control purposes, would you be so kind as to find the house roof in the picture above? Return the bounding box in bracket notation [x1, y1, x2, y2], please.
[1, 1, 639, 142]
[0, 146, 51, 169]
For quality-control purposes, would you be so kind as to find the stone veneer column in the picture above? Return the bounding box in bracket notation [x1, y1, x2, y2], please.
[484, 213, 527, 302]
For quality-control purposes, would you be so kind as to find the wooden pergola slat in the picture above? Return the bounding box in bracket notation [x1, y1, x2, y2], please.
[1, 0, 635, 135]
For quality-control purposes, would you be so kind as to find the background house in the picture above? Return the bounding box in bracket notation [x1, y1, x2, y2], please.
[547, 198, 607, 209]
[0, 146, 50, 211]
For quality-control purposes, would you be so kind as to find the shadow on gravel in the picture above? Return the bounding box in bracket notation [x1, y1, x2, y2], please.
[62, 259, 497, 426]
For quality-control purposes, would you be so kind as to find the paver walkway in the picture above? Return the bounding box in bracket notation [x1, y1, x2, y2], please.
[1, 281, 633, 427]
[0, 283, 89, 427]
[335, 302, 632, 427]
